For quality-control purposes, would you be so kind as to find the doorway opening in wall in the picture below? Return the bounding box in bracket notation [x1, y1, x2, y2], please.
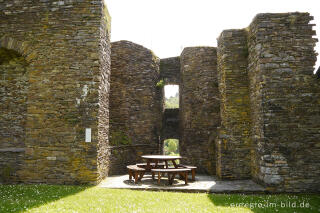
[164, 85, 179, 109]
[163, 139, 179, 163]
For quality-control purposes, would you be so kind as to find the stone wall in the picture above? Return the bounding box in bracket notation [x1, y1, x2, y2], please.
[162, 108, 179, 141]
[0, 48, 28, 182]
[216, 29, 252, 179]
[109, 40, 162, 175]
[1, 3, 319, 193]
[97, 3, 111, 182]
[248, 13, 320, 192]
[160, 57, 180, 85]
[215, 12, 320, 192]
[0, 0, 111, 184]
[180, 47, 220, 175]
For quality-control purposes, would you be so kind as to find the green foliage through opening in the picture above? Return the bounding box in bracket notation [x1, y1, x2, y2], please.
[165, 91, 179, 109]
[164, 139, 179, 156]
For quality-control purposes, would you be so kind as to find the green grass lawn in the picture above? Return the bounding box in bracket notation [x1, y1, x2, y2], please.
[0, 185, 319, 213]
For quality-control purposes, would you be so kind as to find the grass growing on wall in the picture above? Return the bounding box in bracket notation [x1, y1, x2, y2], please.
[0, 185, 320, 212]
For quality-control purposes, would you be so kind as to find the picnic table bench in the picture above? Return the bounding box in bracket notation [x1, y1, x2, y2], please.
[178, 164, 197, 181]
[127, 165, 145, 184]
[151, 168, 191, 185]
[126, 155, 197, 185]
[136, 162, 165, 169]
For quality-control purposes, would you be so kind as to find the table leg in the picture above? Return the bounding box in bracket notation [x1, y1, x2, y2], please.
[185, 171, 188, 184]
[192, 170, 195, 181]
[172, 160, 178, 168]
[164, 160, 168, 169]
[179, 172, 185, 180]
[146, 160, 151, 171]
[134, 172, 138, 184]
[139, 171, 145, 181]
[157, 171, 161, 184]
[169, 173, 176, 185]
[128, 170, 132, 180]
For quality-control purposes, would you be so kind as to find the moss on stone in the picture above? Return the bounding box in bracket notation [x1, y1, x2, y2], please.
[0, 166, 12, 183]
[110, 130, 132, 146]
[0, 48, 23, 65]
[103, 3, 111, 33]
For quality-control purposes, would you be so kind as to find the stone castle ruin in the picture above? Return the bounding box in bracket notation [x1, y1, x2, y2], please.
[0, 1, 319, 192]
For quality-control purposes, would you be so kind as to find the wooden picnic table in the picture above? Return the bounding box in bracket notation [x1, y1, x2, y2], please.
[141, 155, 182, 171]
[126, 155, 196, 185]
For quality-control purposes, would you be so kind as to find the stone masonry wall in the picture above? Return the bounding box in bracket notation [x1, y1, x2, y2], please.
[0, 0, 111, 184]
[180, 47, 220, 175]
[216, 29, 252, 179]
[1, 3, 319, 193]
[109, 41, 162, 175]
[97, 3, 111, 182]
[160, 57, 180, 85]
[0, 48, 28, 182]
[162, 108, 179, 141]
[248, 13, 320, 192]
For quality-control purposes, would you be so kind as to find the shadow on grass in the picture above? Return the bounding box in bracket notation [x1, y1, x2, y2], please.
[0, 184, 91, 213]
[207, 193, 320, 213]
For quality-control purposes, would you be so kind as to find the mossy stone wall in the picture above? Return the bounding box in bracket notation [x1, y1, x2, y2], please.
[248, 13, 320, 192]
[160, 57, 180, 85]
[216, 12, 320, 192]
[216, 29, 252, 179]
[109, 41, 162, 175]
[0, 0, 111, 184]
[0, 48, 28, 182]
[1, 4, 319, 193]
[180, 47, 220, 175]
[162, 108, 179, 141]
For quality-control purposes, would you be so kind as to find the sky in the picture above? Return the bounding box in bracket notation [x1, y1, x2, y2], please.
[105, 0, 320, 97]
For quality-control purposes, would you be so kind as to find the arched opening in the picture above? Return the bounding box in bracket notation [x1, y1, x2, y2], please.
[0, 47, 28, 182]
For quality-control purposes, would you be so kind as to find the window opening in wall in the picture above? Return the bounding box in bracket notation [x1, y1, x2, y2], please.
[164, 85, 179, 109]
[163, 139, 179, 164]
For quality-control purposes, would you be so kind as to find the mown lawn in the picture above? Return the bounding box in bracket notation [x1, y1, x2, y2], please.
[0, 185, 319, 213]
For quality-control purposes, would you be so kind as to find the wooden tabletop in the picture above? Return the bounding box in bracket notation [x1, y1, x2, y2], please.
[141, 155, 182, 160]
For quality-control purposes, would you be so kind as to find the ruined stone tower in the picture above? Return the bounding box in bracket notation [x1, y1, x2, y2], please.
[0, 0, 111, 184]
